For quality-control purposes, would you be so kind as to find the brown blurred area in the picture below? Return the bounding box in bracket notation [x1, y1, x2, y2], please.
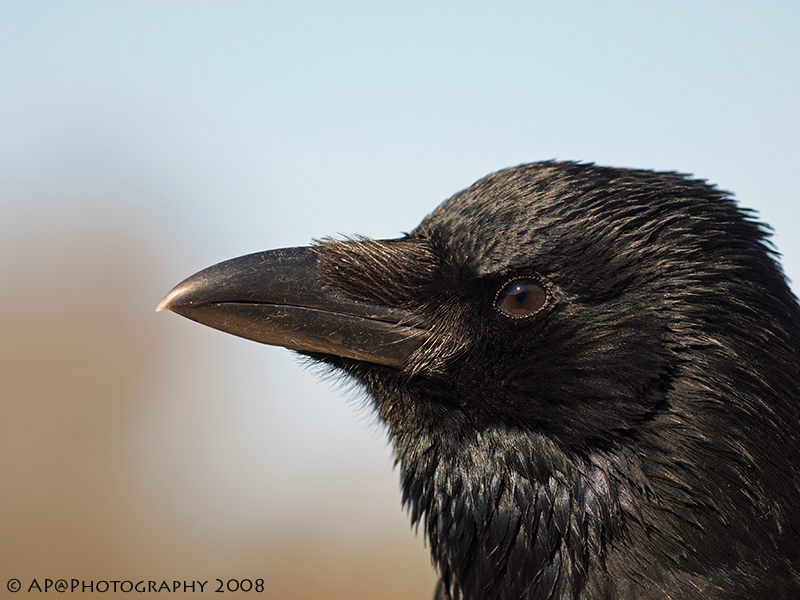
[0, 185, 436, 598]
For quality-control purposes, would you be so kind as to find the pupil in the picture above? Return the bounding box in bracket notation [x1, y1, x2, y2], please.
[515, 291, 527, 304]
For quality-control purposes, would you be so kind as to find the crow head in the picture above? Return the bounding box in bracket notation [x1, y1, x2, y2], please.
[159, 162, 800, 599]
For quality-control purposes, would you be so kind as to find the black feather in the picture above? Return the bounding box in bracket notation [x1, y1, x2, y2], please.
[314, 162, 800, 599]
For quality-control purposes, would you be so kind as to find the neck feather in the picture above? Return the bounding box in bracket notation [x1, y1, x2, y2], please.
[398, 428, 629, 600]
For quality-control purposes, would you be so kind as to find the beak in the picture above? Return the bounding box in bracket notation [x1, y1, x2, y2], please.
[156, 246, 426, 368]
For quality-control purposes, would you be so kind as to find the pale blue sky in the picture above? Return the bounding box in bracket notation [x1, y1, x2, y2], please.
[2, 0, 798, 552]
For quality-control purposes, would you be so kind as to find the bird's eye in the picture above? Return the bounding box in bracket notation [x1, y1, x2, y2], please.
[496, 279, 547, 318]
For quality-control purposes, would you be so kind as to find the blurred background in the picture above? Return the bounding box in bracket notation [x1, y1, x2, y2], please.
[1, 2, 798, 598]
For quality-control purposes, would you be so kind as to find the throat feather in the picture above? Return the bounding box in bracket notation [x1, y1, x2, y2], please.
[399, 430, 624, 600]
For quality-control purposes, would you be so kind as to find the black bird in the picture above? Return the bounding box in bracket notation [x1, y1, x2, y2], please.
[157, 162, 800, 599]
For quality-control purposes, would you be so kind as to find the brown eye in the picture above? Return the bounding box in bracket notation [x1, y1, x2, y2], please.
[496, 279, 547, 318]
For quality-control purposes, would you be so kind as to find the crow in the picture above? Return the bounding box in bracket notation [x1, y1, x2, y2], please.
[157, 162, 800, 599]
